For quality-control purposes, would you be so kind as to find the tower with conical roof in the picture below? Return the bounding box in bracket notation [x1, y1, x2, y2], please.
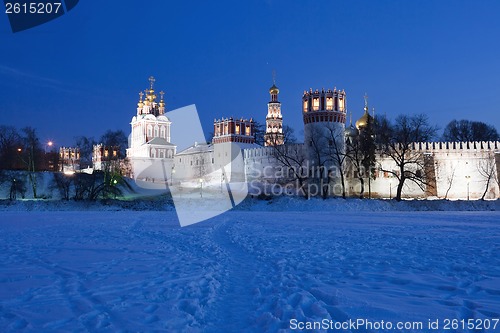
[264, 73, 284, 146]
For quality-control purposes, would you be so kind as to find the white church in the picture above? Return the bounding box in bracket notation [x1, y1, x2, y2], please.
[125, 77, 500, 200]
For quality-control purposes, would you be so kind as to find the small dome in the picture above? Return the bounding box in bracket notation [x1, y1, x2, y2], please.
[269, 84, 279, 94]
[355, 109, 374, 130]
[345, 125, 359, 137]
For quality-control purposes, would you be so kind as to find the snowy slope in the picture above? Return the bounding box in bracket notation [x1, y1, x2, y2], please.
[0, 210, 499, 332]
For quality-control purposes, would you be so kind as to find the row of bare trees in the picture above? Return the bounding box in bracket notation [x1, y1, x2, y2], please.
[0, 124, 129, 200]
[263, 114, 499, 201]
[0, 159, 132, 201]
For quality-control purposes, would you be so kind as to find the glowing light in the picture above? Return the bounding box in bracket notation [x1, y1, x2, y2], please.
[313, 98, 319, 111]
[326, 97, 333, 110]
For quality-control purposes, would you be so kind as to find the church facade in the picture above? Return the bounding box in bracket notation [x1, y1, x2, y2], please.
[125, 77, 500, 200]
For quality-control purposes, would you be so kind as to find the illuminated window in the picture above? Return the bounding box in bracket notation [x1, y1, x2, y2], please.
[313, 98, 319, 111]
[338, 98, 344, 110]
[303, 100, 308, 112]
[326, 97, 333, 110]
[236, 124, 240, 134]
[245, 125, 250, 136]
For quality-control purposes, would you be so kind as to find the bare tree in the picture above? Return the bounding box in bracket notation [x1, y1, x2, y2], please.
[0, 125, 22, 170]
[265, 127, 310, 197]
[20, 127, 42, 198]
[345, 125, 377, 198]
[100, 130, 128, 157]
[376, 114, 438, 201]
[443, 163, 457, 200]
[324, 125, 348, 198]
[75, 136, 96, 169]
[0, 171, 27, 200]
[442, 119, 499, 142]
[305, 124, 331, 198]
[51, 172, 72, 200]
[477, 153, 498, 200]
[253, 121, 266, 146]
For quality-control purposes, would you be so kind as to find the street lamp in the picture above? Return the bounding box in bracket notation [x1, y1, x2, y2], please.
[199, 178, 203, 198]
[16, 148, 22, 170]
[465, 175, 471, 200]
[45, 141, 53, 153]
[220, 172, 225, 193]
[389, 177, 392, 199]
[171, 166, 175, 186]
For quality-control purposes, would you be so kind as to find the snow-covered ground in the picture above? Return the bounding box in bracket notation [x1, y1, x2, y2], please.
[0, 203, 499, 332]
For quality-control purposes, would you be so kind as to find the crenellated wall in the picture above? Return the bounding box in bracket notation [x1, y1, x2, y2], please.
[398, 141, 500, 152]
[241, 141, 500, 200]
[351, 141, 500, 199]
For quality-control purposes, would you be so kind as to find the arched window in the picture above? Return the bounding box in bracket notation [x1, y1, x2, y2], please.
[326, 97, 333, 110]
[313, 98, 319, 111]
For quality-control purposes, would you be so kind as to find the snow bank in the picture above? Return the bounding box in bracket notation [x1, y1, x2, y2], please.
[1, 195, 498, 212]
[236, 196, 500, 212]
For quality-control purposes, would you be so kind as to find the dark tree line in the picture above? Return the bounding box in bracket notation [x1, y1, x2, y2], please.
[0, 125, 128, 171]
[442, 119, 499, 142]
[0, 125, 129, 200]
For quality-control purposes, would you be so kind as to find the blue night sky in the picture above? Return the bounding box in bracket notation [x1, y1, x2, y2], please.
[1, 0, 499, 147]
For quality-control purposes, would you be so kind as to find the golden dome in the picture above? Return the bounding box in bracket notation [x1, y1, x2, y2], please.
[355, 108, 374, 130]
[269, 84, 279, 94]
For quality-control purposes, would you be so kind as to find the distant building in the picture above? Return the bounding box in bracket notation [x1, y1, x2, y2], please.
[59, 147, 80, 173]
[92, 144, 120, 171]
